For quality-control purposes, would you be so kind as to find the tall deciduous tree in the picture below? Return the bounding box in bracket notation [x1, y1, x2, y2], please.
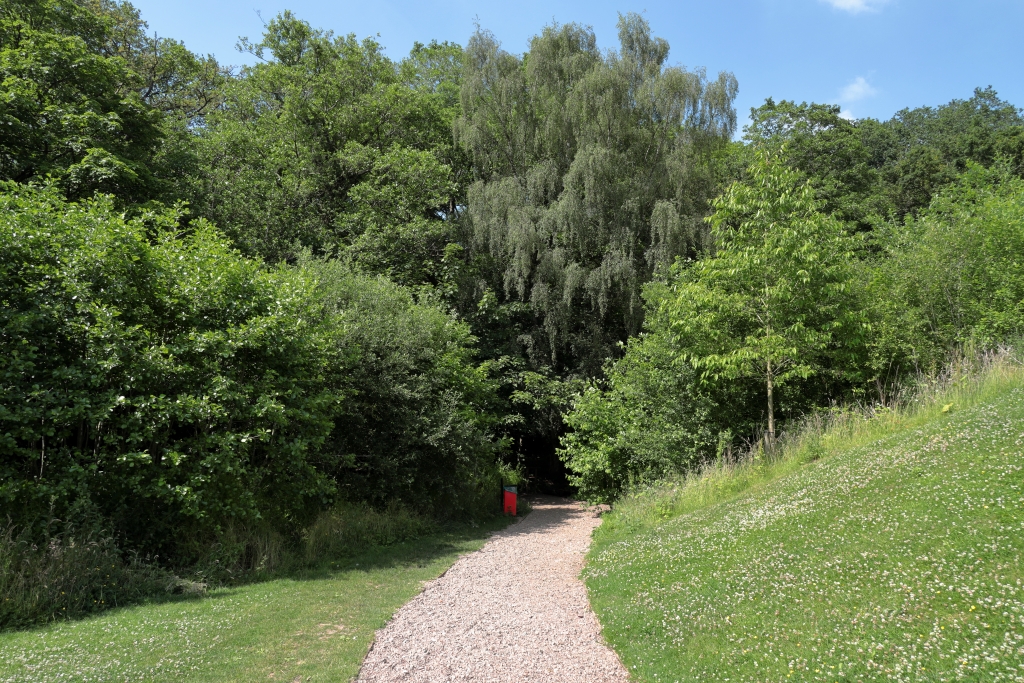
[661, 149, 862, 440]
[742, 100, 887, 232]
[742, 88, 1024, 232]
[0, 0, 227, 205]
[0, 0, 162, 201]
[455, 14, 738, 376]
[190, 13, 467, 288]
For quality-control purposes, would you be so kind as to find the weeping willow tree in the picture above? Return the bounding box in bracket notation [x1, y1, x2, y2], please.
[456, 13, 738, 376]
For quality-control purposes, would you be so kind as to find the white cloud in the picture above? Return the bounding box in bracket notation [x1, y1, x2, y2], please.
[839, 76, 878, 103]
[832, 77, 878, 121]
[822, 0, 888, 14]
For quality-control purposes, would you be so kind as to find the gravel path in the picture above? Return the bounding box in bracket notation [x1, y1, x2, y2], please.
[356, 496, 629, 683]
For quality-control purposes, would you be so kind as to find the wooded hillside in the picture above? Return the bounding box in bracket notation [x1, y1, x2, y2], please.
[2, 0, 1022, 626]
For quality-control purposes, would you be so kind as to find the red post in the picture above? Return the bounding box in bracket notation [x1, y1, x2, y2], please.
[502, 485, 517, 516]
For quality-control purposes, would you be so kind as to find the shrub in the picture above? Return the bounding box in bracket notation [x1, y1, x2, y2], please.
[0, 184, 338, 556]
[559, 333, 718, 503]
[301, 256, 502, 519]
[0, 184, 506, 601]
[866, 164, 1024, 376]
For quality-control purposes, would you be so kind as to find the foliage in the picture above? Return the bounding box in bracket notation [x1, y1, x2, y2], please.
[567, 132, 1024, 504]
[865, 164, 1024, 378]
[80, 0, 225, 123]
[0, 0, 162, 202]
[6, 2, 1024, 639]
[477, 355, 583, 491]
[0, 185, 503, 571]
[455, 14, 738, 376]
[597, 347, 1023, 540]
[0, 182, 512, 627]
[189, 12, 467, 290]
[743, 88, 1024, 229]
[561, 151, 1024, 504]
[0, 184, 339, 554]
[0, 2, 518, 626]
[559, 333, 717, 503]
[889, 86, 1024, 176]
[301, 255, 501, 518]
[666, 149, 863, 438]
[0, 0, 225, 207]
[561, 151, 864, 502]
[743, 100, 886, 230]
[82, 0, 229, 207]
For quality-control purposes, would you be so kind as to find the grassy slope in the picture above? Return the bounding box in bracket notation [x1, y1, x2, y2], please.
[0, 518, 511, 683]
[586, 376, 1024, 682]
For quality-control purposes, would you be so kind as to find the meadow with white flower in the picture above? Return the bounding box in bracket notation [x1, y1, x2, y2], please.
[586, 361, 1024, 682]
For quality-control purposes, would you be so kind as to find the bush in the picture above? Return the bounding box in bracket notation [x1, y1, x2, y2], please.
[0, 184, 507, 611]
[301, 256, 502, 519]
[0, 184, 338, 556]
[559, 333, 719, 503]
[866, 164, 1024, 376]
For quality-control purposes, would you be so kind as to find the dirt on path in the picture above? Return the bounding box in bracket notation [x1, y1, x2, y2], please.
[356, 496, 630, 683]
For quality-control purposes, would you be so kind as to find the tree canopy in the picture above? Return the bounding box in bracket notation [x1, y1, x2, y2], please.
[0, 0, 161, 201]
[188, 12, 468, 292]
[743, 88, 1024, 232]
[4, 0, 1024, 594]
[455, 14, 738, 376]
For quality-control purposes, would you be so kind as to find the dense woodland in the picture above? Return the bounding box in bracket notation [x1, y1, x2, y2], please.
[2, 0, 1024, 622]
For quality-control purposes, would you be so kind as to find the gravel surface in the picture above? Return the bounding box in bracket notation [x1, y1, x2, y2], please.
[357, 496, 629, 683]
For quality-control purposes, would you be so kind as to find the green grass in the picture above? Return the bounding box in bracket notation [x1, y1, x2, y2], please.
[0, 517, 512, 682]
[586, 360, 1024, 682]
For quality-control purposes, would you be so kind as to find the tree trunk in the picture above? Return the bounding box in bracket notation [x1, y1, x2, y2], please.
[766, 359, 775, 442]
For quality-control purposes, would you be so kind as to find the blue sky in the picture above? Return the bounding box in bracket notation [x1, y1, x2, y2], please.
[131, 0, 1023, 127]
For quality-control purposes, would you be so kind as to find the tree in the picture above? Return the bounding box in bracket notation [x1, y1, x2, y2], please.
[661, 149, 862, 440]
[455, 14, 738, 377]
[0, 183, 504, 556]
[741, 89, 1024, 231]
[0, 0, 229, 207]
[0, 0, 162, 202]
[742, 99, 888, 231]
[0, 184, 338, 551]
[190, 12, 468, 288]
[883, 87, 1024, 214]
[865, 163, 1024, 378]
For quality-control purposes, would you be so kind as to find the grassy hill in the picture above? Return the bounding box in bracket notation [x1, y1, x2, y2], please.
[585, 363, 1024, 682]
